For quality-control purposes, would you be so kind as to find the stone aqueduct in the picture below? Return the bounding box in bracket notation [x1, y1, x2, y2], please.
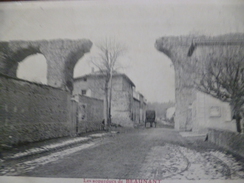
[155, 34, 244, 131]
[0, 39, 92, 91]
[0, 34, 243, 132]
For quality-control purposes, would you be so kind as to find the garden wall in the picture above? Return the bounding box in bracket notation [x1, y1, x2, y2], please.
[0, 74, 72, 145]
[73, 95, 104, 134]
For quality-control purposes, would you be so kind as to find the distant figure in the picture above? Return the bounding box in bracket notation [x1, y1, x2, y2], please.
[101, 119, 105, 130]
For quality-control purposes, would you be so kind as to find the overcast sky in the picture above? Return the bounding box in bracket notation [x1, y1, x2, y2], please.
[1, 0, 244, 103]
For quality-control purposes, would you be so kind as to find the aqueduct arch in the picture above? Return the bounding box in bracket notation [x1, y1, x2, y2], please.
[0, 39, 92, 91]
[17, 53, 47, 84]
[155, 34, 244, 131]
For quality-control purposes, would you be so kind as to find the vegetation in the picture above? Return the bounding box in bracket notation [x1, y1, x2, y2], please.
[195, 48, 244, 132]
[90, 38, 126, 130]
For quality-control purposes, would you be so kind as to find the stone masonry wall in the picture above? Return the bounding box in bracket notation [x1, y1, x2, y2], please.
[111, 91, 134, 127]
[0, 39, 92, 91]
[193, 91, 235, 133]
[111, 77, 134, 127]
[75, 95, 104, 133]
[132, 98, 140, 124]
[155, 36, 198, 131]
[155, 34, 244, 131]
[208, 128, 244, 158]
[0, 74, 71, 145]
[74, 75, 134, 127]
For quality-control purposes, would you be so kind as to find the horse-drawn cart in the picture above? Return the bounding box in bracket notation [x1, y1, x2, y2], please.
[145, 110, 156, 127]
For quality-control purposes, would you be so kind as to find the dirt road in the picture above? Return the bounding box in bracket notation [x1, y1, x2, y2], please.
[3, 128, 244, 180]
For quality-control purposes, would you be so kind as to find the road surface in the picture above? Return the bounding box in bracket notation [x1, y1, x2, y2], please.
[2, 127, 244, 180]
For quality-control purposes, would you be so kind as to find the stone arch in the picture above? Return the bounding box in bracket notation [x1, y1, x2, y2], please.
[9, 46, 41, 63]
[0, 42, 41, 77]
[155, 34, 244, 131]
[0, 39, 92, 91]
[10, 47, 43, 80]
[64, 43, 93, 92]
[0, 41, 44, 78]
[17, 53, 48, 84]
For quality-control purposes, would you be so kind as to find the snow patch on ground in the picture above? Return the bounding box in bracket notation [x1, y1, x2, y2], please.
[6, 137, 90, 160]
[1, 142, 96, 176]
[89, 133, 107, 138]
[138, 144, 244, 180]
[209, 150, 244, 179]
[173, 146, 230, 180]
[138, 144, 188, 179]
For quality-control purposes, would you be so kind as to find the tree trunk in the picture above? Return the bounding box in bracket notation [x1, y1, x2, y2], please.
[108, 73, 113, 128]
[236, 115, 242, 133]
[104, 81, 109, 131]
[230, 102, 242, 133]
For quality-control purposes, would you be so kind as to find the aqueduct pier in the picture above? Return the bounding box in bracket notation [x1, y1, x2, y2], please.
[155, 33, 244, 131]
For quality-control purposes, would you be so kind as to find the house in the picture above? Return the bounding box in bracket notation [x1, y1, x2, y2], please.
[166, 107, 175, 122]
[132, 90, 140, 124]
[132, 89, 147, 124]
[191, 91, 235, 133]
[73, 71, 146, 127]
[139, 93, 147, 123]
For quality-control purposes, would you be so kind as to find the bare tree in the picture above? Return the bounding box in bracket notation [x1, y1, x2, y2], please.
[195, 49, 244, 132]
[90, 38, 126, 130]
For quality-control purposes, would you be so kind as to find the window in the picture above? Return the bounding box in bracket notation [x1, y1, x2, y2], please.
[209, 106, 221, 117]
[81, 90, 86, 95]
[83, 77, 87, 82]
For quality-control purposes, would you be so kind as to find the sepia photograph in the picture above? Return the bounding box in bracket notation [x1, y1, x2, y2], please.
[0, 0, 244, 182]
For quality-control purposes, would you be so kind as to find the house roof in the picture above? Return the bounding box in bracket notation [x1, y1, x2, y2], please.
[74, 71, 135, 87]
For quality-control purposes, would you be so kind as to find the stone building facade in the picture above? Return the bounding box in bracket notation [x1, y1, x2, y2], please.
[139, 93, 147, 123]
[73, 72, 146, 127]
[132, 90, 146, 124]
[132, 91, 140, 124]
[192, 91, 235, 133]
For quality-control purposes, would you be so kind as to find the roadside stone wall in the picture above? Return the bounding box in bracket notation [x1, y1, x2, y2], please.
[74, 95, 103, 133]
[208, 128, 244, 158]
[0, 74, 71, 145]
